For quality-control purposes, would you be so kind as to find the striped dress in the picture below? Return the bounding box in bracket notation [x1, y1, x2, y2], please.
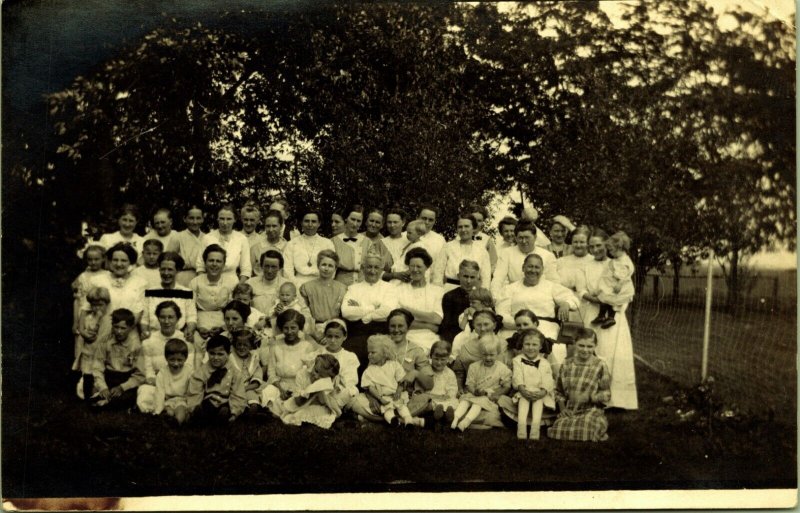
[547, 355, 611, 442]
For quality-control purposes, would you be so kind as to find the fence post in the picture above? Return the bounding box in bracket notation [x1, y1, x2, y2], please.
[701, 251, 714, 381]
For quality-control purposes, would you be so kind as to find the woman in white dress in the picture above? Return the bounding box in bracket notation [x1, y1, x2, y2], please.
[576, 229, 638, 410]
[392, 247, 443, 352]
[432, 214, 491, 293]
[557, 225, 594, 323]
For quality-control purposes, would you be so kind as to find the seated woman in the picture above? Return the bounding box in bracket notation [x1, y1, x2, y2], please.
[349, 308, 434, 422]
[300, 249, 347, 343]
[391, 247, 443, 352]
[547, 327, 611, 442]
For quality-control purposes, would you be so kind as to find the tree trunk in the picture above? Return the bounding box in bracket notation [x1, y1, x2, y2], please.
[726, 247, 740, 313]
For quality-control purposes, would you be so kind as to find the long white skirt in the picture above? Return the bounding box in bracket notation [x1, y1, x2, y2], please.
[579, 301, 638, 410]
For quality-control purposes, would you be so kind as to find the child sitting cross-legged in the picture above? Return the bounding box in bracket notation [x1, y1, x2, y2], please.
[153, 338, 193, 425]
[186, 334, 247, 424]
[259, 309, 317, 407]
[268, 353, 344, 429]
[361, 335, 425, 428]
[90, 308, 145, 409]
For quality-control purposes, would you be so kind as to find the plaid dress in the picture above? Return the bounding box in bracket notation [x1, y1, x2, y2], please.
[547, 356, 611, 442]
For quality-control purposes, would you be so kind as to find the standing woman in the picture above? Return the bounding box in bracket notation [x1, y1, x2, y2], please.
[84, 242, 148, 341]
[168, 205, 206, 287]
[269, 197, 301, 241]
[282, 210, 335, 288]
[545, 215, 576, 259]
[392, 247, 444, 352]
[249, 210, 288, 277]
[331, 205, 365, 286]
[432, 214, 491, 293]
[97, 204, 144, 254]
[576, 229, 638, 410]
[350, 308, 434, 422]
[196, 204, 251, 284]
[556, 225, 594, 295]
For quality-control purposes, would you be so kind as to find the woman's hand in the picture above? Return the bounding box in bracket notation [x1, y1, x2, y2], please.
[556, 302, 571, 322]
[109, 386, 123, 399]
[396, 271, 411, 283]
[139, 328, 151, 340]
[528, 388, 546, 401]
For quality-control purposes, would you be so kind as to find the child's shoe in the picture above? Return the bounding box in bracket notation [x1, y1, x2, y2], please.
[433, 404, 444, 421]
[389, 415, 401, 427]
[600, 318, 616, 329]
[590, 315, 605, 325]
[444, 406, 455, 425]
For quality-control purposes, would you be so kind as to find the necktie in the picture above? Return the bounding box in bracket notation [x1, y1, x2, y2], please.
[207, 367, 228, 388]
[343, 237, 358, 242]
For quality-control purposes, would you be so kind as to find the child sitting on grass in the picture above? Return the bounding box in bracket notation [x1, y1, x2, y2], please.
[511, 329, 554, 440]
[186, 334, 246, 424]
[131, 239, 163, 289]
[426, 341, 459, 430]
[272, 353, 343, 429]
[361, 335, 425, 428]
[450, 336, 511, 432]
[228, 329, 266, 414]
[592, 231, 635, 329]
[75, 286, 111, 401]
[316, 319, 360, 412]
[90, 308, 144, 409]
[153, 338, 193, 425]
[452, 309, 504, 393]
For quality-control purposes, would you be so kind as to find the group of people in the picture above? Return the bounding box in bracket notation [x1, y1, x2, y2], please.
[71, 197, 638, 442]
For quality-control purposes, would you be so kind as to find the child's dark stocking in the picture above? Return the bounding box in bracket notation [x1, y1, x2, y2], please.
[83, 374, 95, 404]
[592, 302, 614, 325]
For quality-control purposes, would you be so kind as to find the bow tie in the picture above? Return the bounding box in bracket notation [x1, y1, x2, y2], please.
[473, 235, 483, 240]
[521, 357, 540, 368]
[343, 237, 358, 242]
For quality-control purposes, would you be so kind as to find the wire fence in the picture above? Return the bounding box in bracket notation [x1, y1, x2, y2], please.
[630, 270, 796, 424]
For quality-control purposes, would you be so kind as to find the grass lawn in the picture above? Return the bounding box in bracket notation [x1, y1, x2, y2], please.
[2, 340, 795, 498]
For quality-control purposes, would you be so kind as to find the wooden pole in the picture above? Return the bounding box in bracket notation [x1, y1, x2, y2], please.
[701, 251, 714, 380]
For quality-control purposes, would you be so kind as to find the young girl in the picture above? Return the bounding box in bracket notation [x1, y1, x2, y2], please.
[138, 301, 191, 413]
[153, 338, 192, 425]
[452, 309, 503, 392]
[426, 341, 459, 429]
[269, 353, 343, 429]
[186, 334, 247, 424]
[300, 249, 346, 342]
[361, 335, 425, 428]
[261, 309, 317, 405]
[72, 245, 107, 347]
[229, 329, 266, 413]
[131, 239, 163, 289]
[75, 286, 111, 401]
[503, 309, 540, 366]
[317, 319, 359, 412]
[511, 329, 554, 440]
[221, 300, 251, 340]
[268, 282, 314, 339]
[593, 231, 635, 329]
[450, 336, 511, 431]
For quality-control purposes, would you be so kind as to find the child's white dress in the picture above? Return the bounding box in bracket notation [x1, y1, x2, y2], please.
[430, 367, 459, 410]
[138, 331, 192, 413]
[275, 368, 344, 429]
[360, 360, 408, 414]
[460, 361, 512, 414]
[597, 253, 635, 309]
[154, 364, 192, 414]
[316, 347, 360, 410]
[512, 354, 555, 409]
[229, 350, 265, 405]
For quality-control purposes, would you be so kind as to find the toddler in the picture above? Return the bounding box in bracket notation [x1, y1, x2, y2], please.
[268, 282, 314, 338]
[232, 283, 267, 332]
[426, 341, 459, 429]
[451, 336, 511, 431]
[511, 329, 554, 440]
[137, 301, 191, 413]
[361, 335, 425, 428]
[316, 319, 359, 411]
[452, 309, 503, 392]
[71, 245, 107, 343]
[261, 309, 317, 405]
[271, 353, 343, 429]
[153, 338, 192, 425]
[75, 286, 111, 401]
[228, 329, 266, 413]
[593, 231, 635, 329]
[186, 334, 246, 424]
[90, 308, 145, 409]
[456, 287, 494, 335]
[131, 239, 164, 289]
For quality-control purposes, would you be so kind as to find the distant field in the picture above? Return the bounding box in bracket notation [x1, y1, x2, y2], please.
[629, 300, 796, 423]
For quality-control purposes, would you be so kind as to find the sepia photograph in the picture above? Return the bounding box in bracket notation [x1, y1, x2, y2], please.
[2, 0, 796, 509]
